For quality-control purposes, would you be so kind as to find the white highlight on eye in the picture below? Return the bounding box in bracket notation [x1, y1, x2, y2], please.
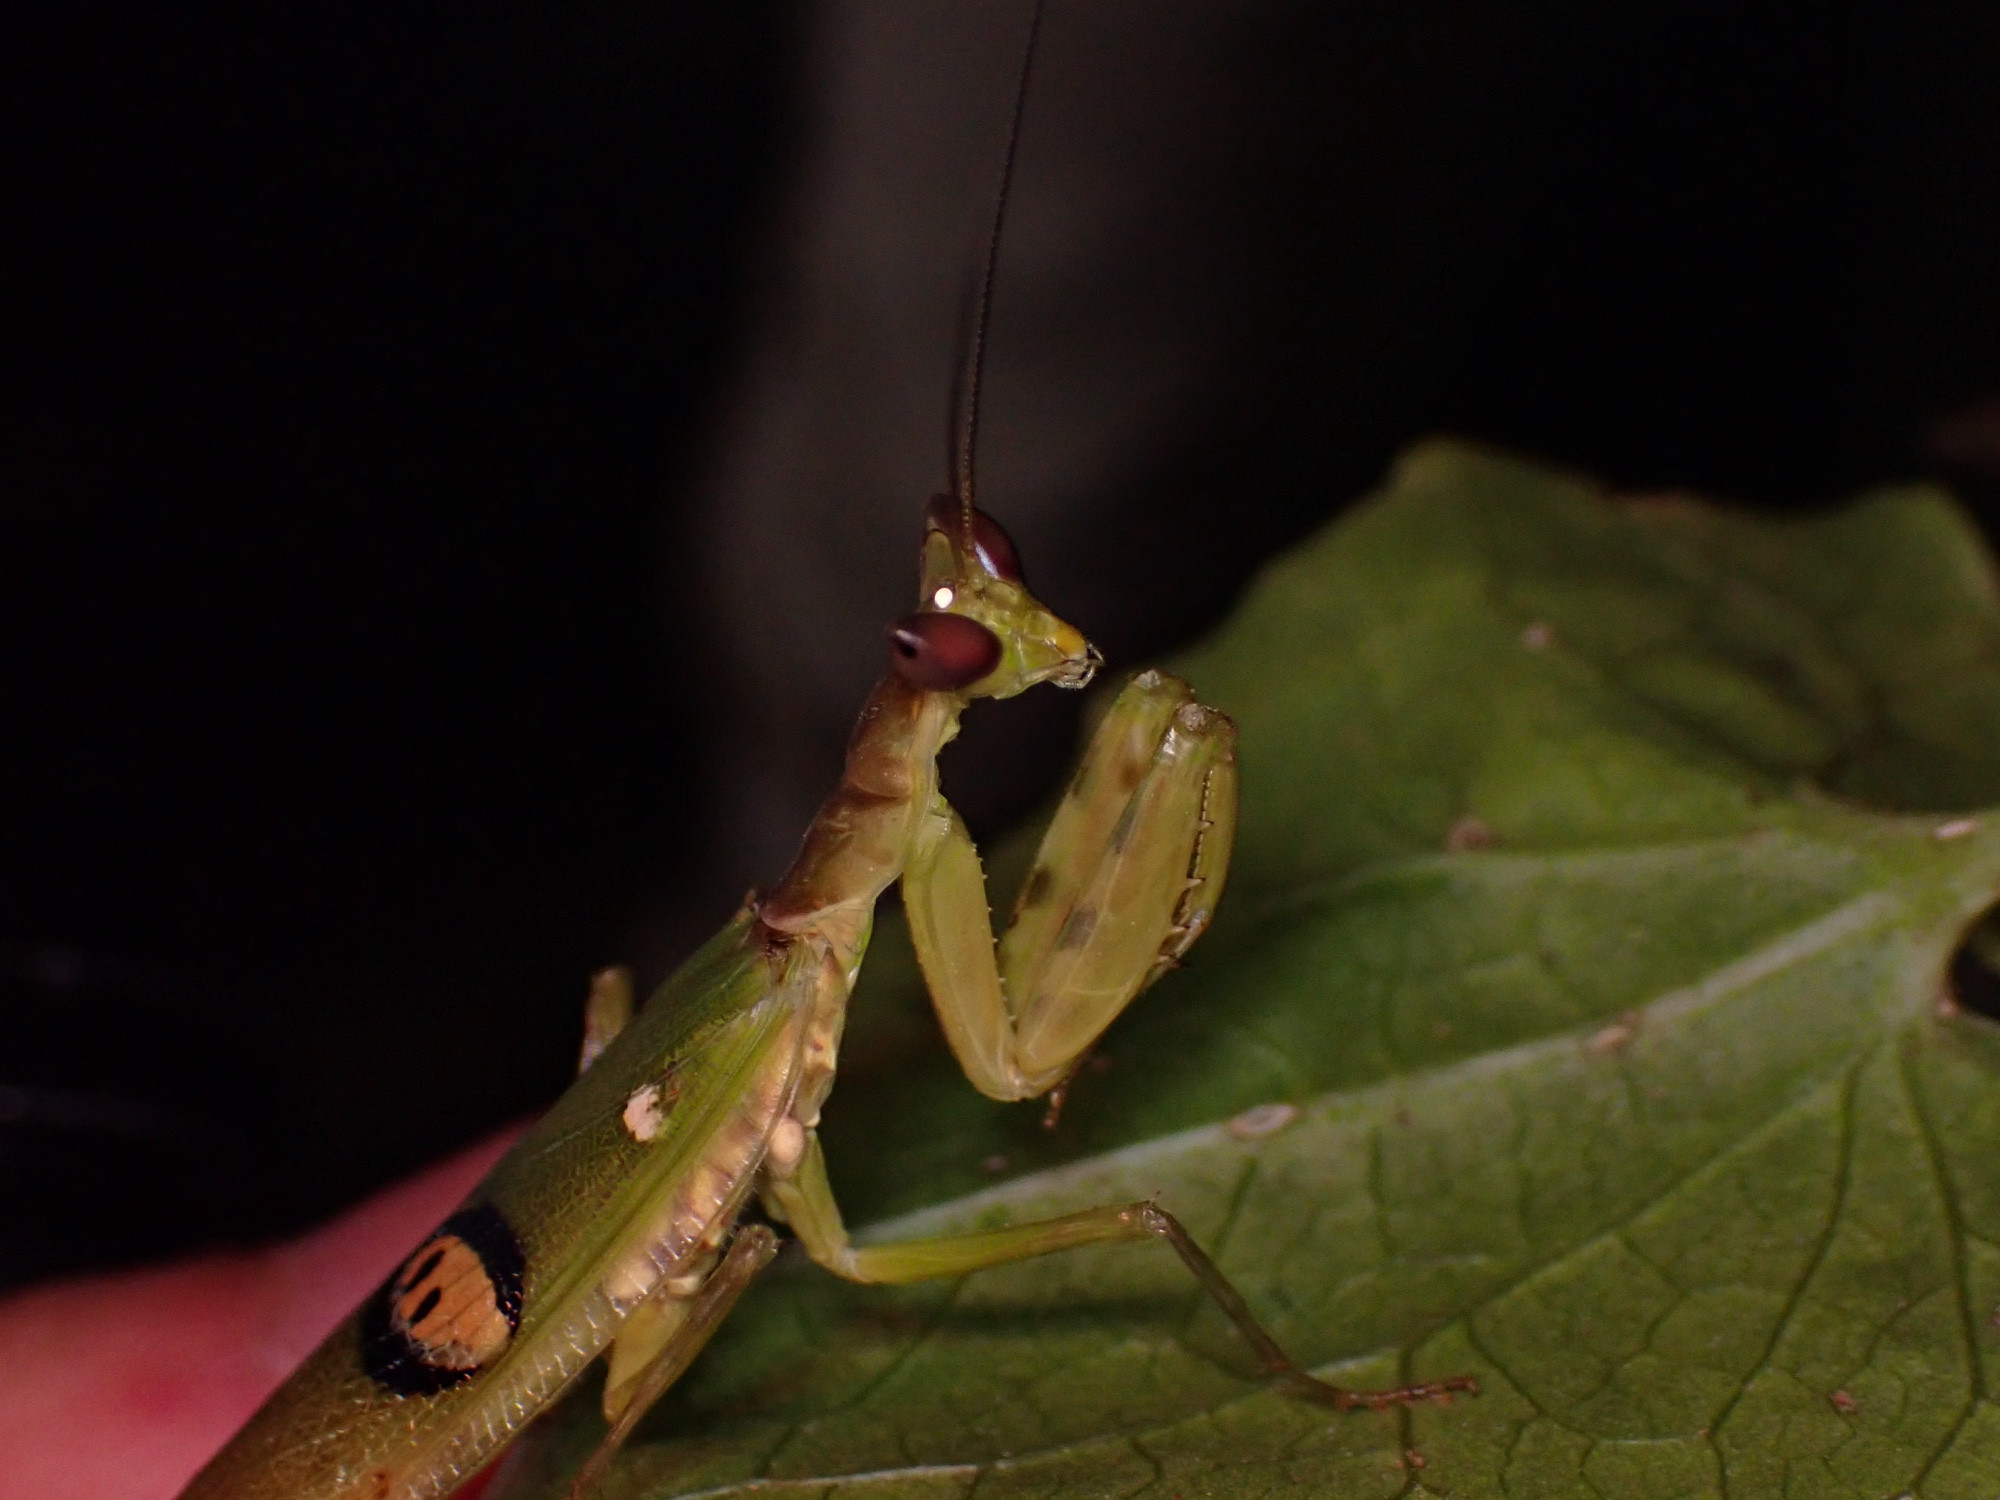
[932, 586, 955, 609]
[623, 1083, 665, 1142]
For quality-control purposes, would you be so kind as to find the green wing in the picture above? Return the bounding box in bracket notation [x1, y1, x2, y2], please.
[184, 918, 817, 1500]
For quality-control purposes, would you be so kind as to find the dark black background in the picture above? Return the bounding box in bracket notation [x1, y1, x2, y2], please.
[2, 2, 799, 1284]
[5, 1, 1999, 1289]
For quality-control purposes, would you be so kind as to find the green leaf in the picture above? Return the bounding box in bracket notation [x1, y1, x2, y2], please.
[507, 441, 2000, 1499]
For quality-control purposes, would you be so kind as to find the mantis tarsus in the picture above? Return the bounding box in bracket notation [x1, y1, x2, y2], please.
[179, 9, 1474, 1499]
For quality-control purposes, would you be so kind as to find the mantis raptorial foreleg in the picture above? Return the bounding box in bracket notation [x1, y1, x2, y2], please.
[903, 669, 1237, 1103]
[795, 668, 1471, 1413]
[760, 1135, 1475, 1411]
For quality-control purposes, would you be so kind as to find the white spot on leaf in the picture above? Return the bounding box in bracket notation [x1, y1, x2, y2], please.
[1225, 1102, 1299, 1140]
[1586, 1010, 1642, 1055]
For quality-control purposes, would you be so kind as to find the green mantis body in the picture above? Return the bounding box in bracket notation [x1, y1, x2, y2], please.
[178, 498, 1471, 1500]
[171, 501, 1144, 1497]
[180, 10, 1474, 1492]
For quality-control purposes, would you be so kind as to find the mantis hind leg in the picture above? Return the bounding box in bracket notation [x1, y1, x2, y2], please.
[761, 1136, 1474, 1414]
[564, 1225, 779, 1500]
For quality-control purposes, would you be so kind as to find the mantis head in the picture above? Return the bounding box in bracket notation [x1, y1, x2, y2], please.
[886, 495, 1101, 699]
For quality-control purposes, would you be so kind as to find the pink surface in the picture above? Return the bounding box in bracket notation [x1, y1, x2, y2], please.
[0, 1128, 518, 1500]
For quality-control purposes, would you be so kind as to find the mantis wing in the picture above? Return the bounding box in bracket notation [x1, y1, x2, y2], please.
[183, 917, 819, 1500]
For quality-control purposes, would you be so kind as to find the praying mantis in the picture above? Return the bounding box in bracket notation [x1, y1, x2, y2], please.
[177, 8, 1474, 1498]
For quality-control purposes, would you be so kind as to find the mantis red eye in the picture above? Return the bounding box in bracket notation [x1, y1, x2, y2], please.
[922, 495, 1026, 584]
[887, 611, 1003, 691]
[969, 508, 1024, 583]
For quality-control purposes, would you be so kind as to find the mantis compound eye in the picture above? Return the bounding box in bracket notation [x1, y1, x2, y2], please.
[969, 509, 1024, 584]
[887, 611, 1003, 691]
[923, 494, 1026, 585]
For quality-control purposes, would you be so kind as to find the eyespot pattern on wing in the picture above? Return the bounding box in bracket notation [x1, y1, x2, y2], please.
[360, 1204, 526, 1395]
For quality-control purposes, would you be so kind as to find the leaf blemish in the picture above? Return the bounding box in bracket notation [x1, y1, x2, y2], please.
[1446, 815, 1496, 852]
[1225, 1102, 1299, 1140]
[1586, 1010, 1643, 1055]
[1948, 914, 2000, 1022]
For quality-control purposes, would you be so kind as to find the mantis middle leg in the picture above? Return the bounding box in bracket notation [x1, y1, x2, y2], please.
[761, 1133, 1474, 1411]
[562, 1225, 779, 1500]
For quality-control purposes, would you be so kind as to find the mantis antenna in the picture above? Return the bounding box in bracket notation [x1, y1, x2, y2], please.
[949, 0, 1046, 554]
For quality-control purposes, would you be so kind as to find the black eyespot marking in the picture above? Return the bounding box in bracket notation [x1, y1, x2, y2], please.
[887, 612, 1003, 692]
[361, 1204, 526, 1396]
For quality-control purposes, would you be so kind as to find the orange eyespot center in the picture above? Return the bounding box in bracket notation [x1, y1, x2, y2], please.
[389, 1235, 509, 1370]
[361, 1204, 525, 1394]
